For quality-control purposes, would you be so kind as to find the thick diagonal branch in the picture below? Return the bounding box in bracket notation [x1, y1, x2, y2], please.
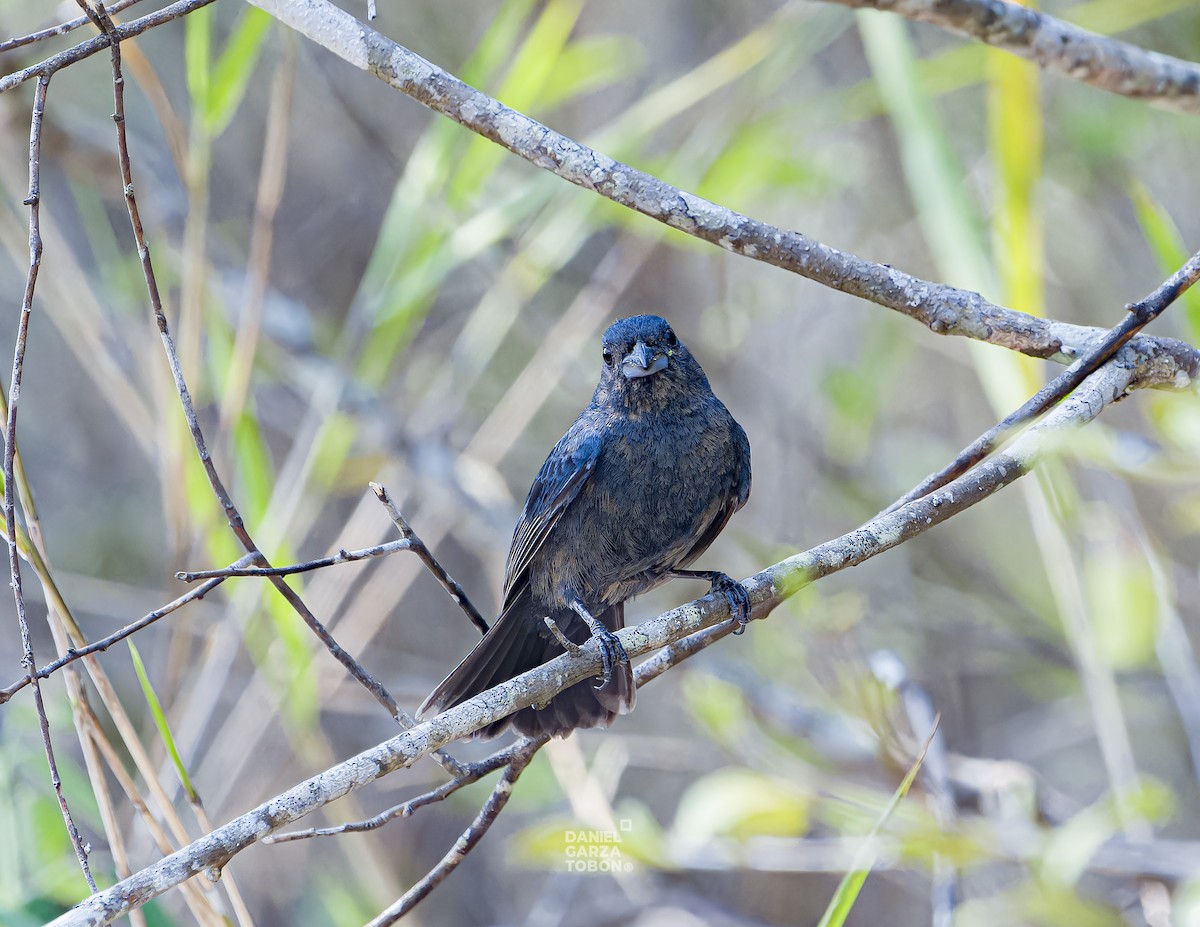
[49, 356, 1144, 927]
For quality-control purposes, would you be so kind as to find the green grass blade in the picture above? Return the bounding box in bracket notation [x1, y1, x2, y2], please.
[128, 641, 197, 803]
[184, 2, 211, 113]
[205, 6, 273, 136]
[857, 11, 991, 294]
[1130, 179, 1200, 343]
[816, 721, 940, 927]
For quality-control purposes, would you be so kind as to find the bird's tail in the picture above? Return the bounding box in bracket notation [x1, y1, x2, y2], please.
[418, 586, 634, 739]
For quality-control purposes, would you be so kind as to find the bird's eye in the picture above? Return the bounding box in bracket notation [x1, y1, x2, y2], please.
[602, 348, 614, 367]
[665, 328, 678, 347]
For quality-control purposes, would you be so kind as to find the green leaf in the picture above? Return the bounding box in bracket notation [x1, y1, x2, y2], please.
[184, 3, 212, 113]
[672, 768, 810, 845]
[128, 641, 197, 802]
[449, 0, 586, 206]
[1083, 546, 1158, 669]
[681, 673, 750, 742]
[1069, 0, 1200, 35]
[1039, 780, 1173, 888]
[859, 8, 1036, 412]
[233, 409, 274, 525]
[264, 586, 318, 731]
[539, 35, 643, 111]
[205, 7, 273, 137]
[858, 11, 991, 295]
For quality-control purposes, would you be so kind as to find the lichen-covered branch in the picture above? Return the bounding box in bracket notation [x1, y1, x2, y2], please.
[247, 0, 1200, 386]
[49, 356, 1144, 927]
[829, 0, 1200, 115]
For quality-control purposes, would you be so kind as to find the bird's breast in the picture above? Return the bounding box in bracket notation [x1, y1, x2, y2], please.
[532, 404, 739, 607]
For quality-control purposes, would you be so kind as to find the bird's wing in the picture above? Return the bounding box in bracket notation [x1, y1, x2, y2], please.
[502, 426, 603, 601]
[679, 417, 752, 567]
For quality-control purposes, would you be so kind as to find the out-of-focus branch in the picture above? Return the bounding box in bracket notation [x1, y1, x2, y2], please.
[247, 0, 1200, 387]
[49, 356, 1145, 927]
[826, 0, 1200, 115]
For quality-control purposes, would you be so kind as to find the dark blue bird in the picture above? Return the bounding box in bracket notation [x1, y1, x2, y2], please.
[420, 315, 751, 738]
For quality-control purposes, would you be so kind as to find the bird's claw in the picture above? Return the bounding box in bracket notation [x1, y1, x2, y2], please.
[589, 625, 629, 690]
[710, 572, 752, 634]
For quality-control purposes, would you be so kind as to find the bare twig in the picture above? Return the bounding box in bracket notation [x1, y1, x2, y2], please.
[372, 482, 489, 635]
[544, 617, 583, 656]
[367, 739, 541, 926]
[883, 247, 1200, 514]
[175, 541, 416, 582]
[90, 6, 471, 783]
[0, 0, 218, 94]
[176, 487, 490, 636]
[0, 555, 253, 704]
[47, 358, 1142, 927]
[93, 7, 407, 729]
[4, 72, 98, 893]
[0, 0, 145, 54]
[265, 735, 548, 843]
[827, 0, 1200, 115]
[246, 0, 1200, 387]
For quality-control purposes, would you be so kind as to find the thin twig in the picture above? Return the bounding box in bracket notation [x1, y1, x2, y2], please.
[0, 556, 250, 704]
[372, 482, 489, 635]
[882, 247, 1200, 514]
[543, 616, 583, 656]
[366, 739, 542, 926]
[175, 491, 489, 631]
[90, 4, 469, 782]
[176, 540, 415, 582]
[94, 8, 408, 729]
[265, 735, 548, 843]
[0, 0, 219, 94]
[0, 0, 145, 54]
[4, 72, 98, 894]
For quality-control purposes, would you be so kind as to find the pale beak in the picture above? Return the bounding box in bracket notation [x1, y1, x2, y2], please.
[620, 340, 668, 379]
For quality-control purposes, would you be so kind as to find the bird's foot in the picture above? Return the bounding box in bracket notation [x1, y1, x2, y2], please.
[669, 569, 752, 633]
[708, 572, 752, 634]
[569, 600, 629, 690]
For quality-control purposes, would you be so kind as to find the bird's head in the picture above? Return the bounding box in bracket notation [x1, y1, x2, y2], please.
[595, 315, 710, 413]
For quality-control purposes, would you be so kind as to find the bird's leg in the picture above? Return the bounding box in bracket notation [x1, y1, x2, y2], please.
[668, 570, 752, 634]
[568, 598, 629, 690]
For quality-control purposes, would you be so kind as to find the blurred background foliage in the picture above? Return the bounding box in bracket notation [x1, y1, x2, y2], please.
[1, 0, 1200, 924]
